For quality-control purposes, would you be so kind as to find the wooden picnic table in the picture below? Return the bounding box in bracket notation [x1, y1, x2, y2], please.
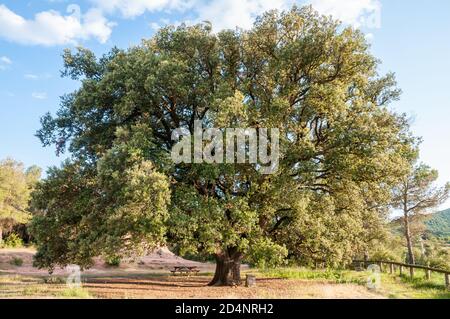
[170, 266, 200, 276]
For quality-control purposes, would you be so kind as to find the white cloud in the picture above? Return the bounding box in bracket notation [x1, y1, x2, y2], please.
[149, 22, 161, 31]
[1, 56, 12, 64]
[91, 0, 291, 31]
[32, 92, 48, 100]
[0, 4, 115, 46]
[309, 0, 381, 28]
[91, 0, 194, 18]
[0, 91, 15, 97]
[365, 32, 374, 41]
[0, 1, 381, 46]
[25, 74, 39, 80]
[26, 73, 52, 80]
[0, 55, 12, 70]
[160, 0, 380, 31]
[25, 73, 53, 80]
[89, 0, 380, 33]
[195, 0, 291, 31]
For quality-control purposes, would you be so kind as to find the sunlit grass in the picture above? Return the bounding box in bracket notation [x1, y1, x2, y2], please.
[256, 267, 450, 299]
[57, 287, 92, 299]
[258, 267, 365, 284]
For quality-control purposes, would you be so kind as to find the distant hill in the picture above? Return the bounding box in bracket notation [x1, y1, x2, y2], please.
[389, 209, 450, 241]
[425, 209, 450, 239]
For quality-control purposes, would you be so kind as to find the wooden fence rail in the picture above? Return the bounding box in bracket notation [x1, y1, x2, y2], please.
[352, 260, 450, 290]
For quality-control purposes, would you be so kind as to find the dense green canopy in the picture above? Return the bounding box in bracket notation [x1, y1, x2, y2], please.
[31, 6, 416, 285]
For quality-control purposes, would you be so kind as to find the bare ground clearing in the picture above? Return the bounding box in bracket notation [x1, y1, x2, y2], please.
[0, 248, 383, 299]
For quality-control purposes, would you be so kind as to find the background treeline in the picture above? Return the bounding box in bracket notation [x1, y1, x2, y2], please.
[0, 158, 40, 247]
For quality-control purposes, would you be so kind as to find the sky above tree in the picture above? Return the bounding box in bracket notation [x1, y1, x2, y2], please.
[0, 0, 449, 210]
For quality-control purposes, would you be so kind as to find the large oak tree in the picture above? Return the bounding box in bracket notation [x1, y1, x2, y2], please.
[31, 6, 416, 285]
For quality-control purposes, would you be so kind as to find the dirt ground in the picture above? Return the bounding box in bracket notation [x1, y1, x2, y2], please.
[0, 274, 384, 299]
[0, 247, 216, 276]
[0, 248, 384, 299]
[83, 276, 385, 299]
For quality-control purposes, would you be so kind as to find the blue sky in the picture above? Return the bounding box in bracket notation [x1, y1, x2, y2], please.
[0, 0, 449, 209]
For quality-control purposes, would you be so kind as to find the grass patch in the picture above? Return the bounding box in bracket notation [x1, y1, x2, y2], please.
[376, 273, 450, 299]
[259, 267, 365, 284]
[0, 274, 20, 283]
[57, 287, 92, 299]
[384, 269, 450, 298]
[22, 285, 48, 296]
[258, 267, 450, 299]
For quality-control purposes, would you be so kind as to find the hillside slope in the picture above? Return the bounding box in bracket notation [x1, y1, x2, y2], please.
[426, 209, 450, 239]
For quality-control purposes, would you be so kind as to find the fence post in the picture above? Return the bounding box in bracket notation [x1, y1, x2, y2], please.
[410, 267, 414, 279]
[445, 273, 449, 291]
[380, 262, 383, 273]
[389, 263, 394, 274]
[399, 265, 403, 276]
[426, 269, 431, 280]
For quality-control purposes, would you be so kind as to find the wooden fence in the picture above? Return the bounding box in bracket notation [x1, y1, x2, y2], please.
[353, 260, 450, 291]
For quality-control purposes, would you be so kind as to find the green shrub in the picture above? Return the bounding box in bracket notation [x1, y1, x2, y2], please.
[370, 247, 401, 262]
[43, 276, 65, 284]
[105, 256, 121, 267]
[10, 257, 23, 266]
[2, 233, 24, 248]
[419, 256, 450, 271]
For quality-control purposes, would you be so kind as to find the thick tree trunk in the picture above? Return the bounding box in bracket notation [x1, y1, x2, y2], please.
[208, 255, 228, 286]
[403, 212, 415, 265]
[208, 250, 243, 286]
[231, 255, 242, 283]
